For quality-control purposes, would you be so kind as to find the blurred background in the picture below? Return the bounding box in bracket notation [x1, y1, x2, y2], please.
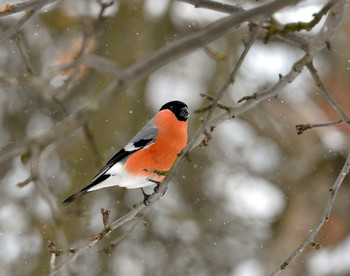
[0, 0, 350, 275]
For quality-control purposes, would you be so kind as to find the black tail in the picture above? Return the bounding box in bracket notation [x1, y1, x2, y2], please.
[62, 189, 89, 206]
[62, 175, 111, 205]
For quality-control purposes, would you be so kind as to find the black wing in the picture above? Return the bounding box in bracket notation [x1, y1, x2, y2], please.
[62, 118, 159, 205]
[91, 120, 159, 184]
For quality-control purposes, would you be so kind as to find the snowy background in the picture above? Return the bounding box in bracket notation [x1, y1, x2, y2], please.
[0, 0, 350, 275]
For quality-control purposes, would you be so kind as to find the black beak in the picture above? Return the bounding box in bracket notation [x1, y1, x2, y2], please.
[180, 106, 189, 120]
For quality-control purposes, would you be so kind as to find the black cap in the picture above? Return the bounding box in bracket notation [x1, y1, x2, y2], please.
[159, 101, 189, 122]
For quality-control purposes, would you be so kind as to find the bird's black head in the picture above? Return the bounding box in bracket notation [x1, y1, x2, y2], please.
[160, 100, 189, 122]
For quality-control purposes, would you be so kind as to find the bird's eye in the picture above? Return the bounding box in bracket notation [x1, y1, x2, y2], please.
[169, 106, 173, 110]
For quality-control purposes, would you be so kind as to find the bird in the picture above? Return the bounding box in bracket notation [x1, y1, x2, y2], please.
[62, 100, 189, 205]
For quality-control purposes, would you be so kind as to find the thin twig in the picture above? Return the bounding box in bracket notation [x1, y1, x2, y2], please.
[307, 62, 350, 128]
[296, 119, 343, 135]
[55, 18, 264, 272]
[14, 30, 37, 74]
[0, 0, 299, 166]
[124, 0, 299, 83]
[180, 0, 310, 51]
[99, 222, 139, 254]
[195, 93, 231, 113]
[1, 0, 342, 169]
[268, 2, 347, 274]
[0, 0, 63, 44]
[0, 9, 37, 45]
[29, 146, 70, 276]
[178, 0, 241, 14]
[46, 1, 345, 273]
[100, 211, 150, 255]
[0, 0, 61, 18]
[265, 1, 333, 42]
[0, 0, 346, 275]
[50, 198, 153, 275]
[97, 0, 114, 19]
[195, 20, 263, 147]
[270, 152, 350, 276]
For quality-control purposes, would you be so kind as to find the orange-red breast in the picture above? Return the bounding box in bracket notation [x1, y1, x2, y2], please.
[62, 101, 189, 205]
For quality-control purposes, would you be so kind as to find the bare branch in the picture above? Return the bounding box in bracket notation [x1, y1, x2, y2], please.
[97, 0, 114, 19]
[228, 0, 344, 123]
[266, 2, 348, 274]
[0, 8, 36, 45]
[14, 30, 37, 74]
[1, 1, 345, 273]
[296, 119, 343, 135]
[194, 20, 263, 147]
[178, 0, 241, 14]
[49, 16, 265, 275]
[125, 0, 299, 84]
[0, 0, 300, 166]
[195, 93, 231, 113]
[265, 1, 333, 42]
[100, 212, 150, 255]
[306, 62, 350, 128]
[181, 0, 338, 53]
[0, 0, 64, 44]
[50, 196, 153, 275]
[99, 221, 139, 255]
[30, 146, 70, 275]
[0, 0, 347, 275]
[270, 152, 350, 275]
[0, 0, 61, 18]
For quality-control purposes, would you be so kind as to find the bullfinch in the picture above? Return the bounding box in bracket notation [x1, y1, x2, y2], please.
[62, 100, 189, 205]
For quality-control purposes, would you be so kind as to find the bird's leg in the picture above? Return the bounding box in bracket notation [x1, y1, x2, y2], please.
[140, 188, 150, 206]
[148, 179, 168, 196]
[148, 179, 161, 193]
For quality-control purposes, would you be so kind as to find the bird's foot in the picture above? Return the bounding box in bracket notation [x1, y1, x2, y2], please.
[152, 181, 168, 196]
[140, 188, 150, 206]
[154, 181, 162, 193]
[147, 179, 162, 193]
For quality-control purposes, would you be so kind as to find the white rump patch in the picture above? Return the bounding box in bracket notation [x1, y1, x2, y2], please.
[87, 162, 156, 191]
